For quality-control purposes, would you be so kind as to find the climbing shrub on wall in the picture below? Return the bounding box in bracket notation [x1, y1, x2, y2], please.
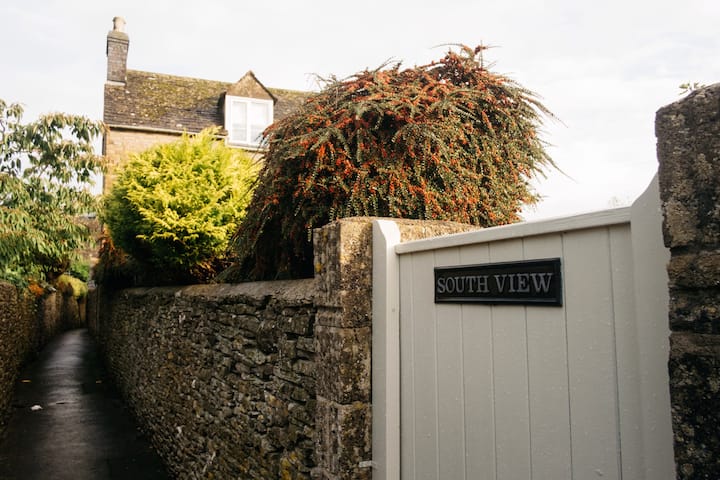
[227, 45, 555, 281]
[102, 128, 259, 284]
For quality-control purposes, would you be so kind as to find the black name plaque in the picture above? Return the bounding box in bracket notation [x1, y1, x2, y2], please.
[434, 258, 562, 306]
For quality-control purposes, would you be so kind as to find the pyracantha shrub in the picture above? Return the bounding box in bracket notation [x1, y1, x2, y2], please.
[102, 128, 260, 284]
[228, 45, 555, 281]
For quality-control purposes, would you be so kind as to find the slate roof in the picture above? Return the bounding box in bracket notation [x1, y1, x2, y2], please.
[104, 70, 311, 133]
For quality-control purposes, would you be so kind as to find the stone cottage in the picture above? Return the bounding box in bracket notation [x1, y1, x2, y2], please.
[103, 16, 309, 193]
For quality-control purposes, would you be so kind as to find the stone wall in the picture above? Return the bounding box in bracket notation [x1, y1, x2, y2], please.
[93, 280, 317, 479]
[0, 282, 83, 430]
[312, 217, 478, 480]
[657, 83, 720, 479]
[93, 216, 475, 479]
[0, 283, 36, 428]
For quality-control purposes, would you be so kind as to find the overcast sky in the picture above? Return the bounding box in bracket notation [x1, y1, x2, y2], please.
[1, 0, 718, 220]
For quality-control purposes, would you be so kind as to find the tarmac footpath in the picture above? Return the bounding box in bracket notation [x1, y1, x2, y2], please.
[0, 328, 169, 480]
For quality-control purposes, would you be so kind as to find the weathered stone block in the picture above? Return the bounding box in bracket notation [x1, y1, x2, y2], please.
[394, 217, 480, 242]
[670, 288, 720, 333]
[667, 251, 720, 289]
[237, 314, 261, 336]
[293, 359, 315, 378]
[256, 319, 280, 353]
[657, 84, 720, 249]
[669, 332, 720, 479]
[314, 397, 371, 480]
[279, 337, 298, 359]
[314, 324, 371, 403]
[296, 336, 315, 355]
[313, 218, 373, 328]
[281, 313, 314, 336]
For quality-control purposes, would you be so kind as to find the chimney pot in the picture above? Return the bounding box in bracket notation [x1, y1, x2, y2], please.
[112, 16, 126, 33]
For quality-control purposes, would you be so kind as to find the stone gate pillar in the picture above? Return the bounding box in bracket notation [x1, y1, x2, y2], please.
[313, 218, 374, 480]
[311, 217, 477, 479]
[656, 83, 720, 479]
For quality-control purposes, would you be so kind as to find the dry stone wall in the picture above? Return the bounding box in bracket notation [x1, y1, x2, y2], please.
[0, 282, 83, 430]
[657, 83, 720, 479]
[93, 281, 318, 479]
[0, 283, 36, 428]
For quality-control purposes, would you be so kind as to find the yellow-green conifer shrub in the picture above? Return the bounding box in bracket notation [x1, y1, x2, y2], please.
[102, 128, 260, 283]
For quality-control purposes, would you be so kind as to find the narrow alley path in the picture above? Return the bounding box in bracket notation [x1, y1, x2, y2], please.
[0, 328, 169, 480]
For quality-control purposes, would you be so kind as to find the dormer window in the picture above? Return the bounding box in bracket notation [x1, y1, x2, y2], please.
[225, 96, 273, 147]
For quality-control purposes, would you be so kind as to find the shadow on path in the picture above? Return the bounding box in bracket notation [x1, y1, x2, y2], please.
[0, 328, 169, 480]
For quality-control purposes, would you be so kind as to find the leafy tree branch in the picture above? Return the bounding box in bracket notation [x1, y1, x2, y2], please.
[0, 99, 104, 285]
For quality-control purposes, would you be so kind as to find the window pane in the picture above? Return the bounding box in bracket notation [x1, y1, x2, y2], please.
[231, 101, 248, 143]
[225, 97, 273, 145]
[250, 102, 270, 144]
[232, 123, 248, 143]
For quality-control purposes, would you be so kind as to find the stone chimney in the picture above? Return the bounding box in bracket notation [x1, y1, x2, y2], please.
[106, 16, 129, 84]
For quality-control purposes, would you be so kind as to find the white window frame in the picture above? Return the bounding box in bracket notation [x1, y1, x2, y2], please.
[224, 95, 273, 147]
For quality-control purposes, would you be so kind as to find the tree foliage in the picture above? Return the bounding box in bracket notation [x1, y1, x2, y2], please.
[228, 45, 555, 280]
[101, 128, 260, 284]
[0, 99, 103, 285]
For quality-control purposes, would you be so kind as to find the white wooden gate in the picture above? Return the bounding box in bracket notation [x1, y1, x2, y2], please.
[372, 176, 675, 479]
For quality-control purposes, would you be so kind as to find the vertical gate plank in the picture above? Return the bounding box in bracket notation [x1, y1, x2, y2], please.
[609, 224, 644, 478]
[403, 250, 440, 479]
[523, 234, 573, 480]
[434, 248, 466, 479]
[564, 228, 621, 480]
[458, 244, 496, 480]
[487, 239, 531, 480]
[400, 253, 417, 480]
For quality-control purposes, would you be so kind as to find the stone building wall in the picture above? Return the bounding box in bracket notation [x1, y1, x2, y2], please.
[657, 83, 720, 479]
[0, 283, 82, 430]
[103, 129, 180, 193]
[103, 129, 265, 195]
